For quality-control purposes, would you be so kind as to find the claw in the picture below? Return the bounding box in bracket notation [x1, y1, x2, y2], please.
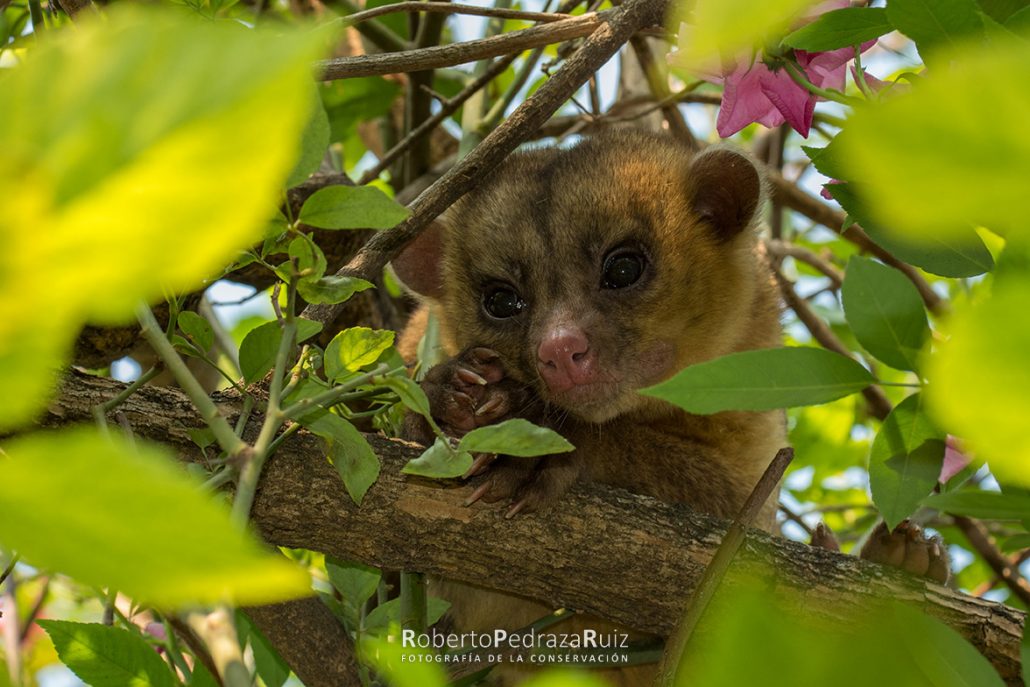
[475, 396, 504, 417]
[463, 453, 495, 479]
[505, 499, 528, 519]
[471, 347, 500, 362]
[451, 391, 474, 408]
[464, 482, 492, 507]
[456, 367, 488, 386]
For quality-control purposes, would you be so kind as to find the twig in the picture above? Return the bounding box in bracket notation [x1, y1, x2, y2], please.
[0, 555, 19, 587]
[18, 578, 50, 643]
[764, 238, 843, 289]
[304, 0, 669, 325]
[136, 304, 248, 458]
[778, 501, 814, 536]
[404, 0, 451, 185]
[168, 616, 225, 687]
[656, 447, 795, 687]
[771, 269, 892, 421]
[628, 36, 697, 150]
[319, 11, 612, 79]
[953, 516, 1030, 607]
[343, 2, 574, 26]
[199, 297, 242, 377]
[764, 167, 946, 316]
[187, 609, 249, 687]
[336, 0, 412, 53]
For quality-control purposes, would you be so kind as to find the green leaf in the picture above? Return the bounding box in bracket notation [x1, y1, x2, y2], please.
[326, 416, 381, 505]
[188, 664, 220, 687]
[868, 394, 945, 529]
[239, 318, 323, 383]
[177, 311, 214, 354]
[640, 347, 875, 414]
[828, 184, 994, 278]
[927, 270, 1030, 487]
[237, 612, 290, 687]
[38, 620, 176, 687]
[783, 8, 893, 51]
[299, 185, 410, 230]
[363, 597, 450, 634]
[923, 490, 1030, 520]
[458, 419, 574, 458]
[378, 376, 438, 431]
[402, 438, 472, 479]
[892, 604, 1006, 687]
[1001, 533, 1030, 552]
[671, 0, 816, 65]
[838, 39, 1030, 238]
[326, 558, 381, 623]
[976, 0, 1028, 23]
[325, 327, 396, 381]
[286, 234, 327, 282]
[841, 256, 929, 371]
[297, 275, 374, 305]
[321, 77, 401, 146]
[0, 7, 322, 431]
[0, 429, 310, 606]
[886, 0, 984, 58]
[286, 93, 331, 188]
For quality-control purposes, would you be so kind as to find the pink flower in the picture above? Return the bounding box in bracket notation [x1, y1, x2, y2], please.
[940, 435, 972, 483]
[714, 44, 871, 138]
[706, 0, 875, 138]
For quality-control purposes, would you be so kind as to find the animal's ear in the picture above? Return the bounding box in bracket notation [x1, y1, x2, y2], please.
[686, 148, 762, 241]
[390, 220, 446, 299]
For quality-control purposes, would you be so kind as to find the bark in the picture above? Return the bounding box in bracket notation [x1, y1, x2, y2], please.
[45, 370, 1027, 684]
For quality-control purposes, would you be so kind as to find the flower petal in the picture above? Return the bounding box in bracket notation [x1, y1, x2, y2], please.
[758, 67, 814, 137]
[717, 61, 784, 138]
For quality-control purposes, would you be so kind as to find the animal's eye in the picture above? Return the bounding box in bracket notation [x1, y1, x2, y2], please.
[601, 250, 646, 289]
[483, 286, 526, 319]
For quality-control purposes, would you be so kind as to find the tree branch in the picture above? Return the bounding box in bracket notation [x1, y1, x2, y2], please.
[343, 2, 575, 26]
[319, 11, 613, 80]
[304, 0, 670, 326]
[45, 370, 1026, 684]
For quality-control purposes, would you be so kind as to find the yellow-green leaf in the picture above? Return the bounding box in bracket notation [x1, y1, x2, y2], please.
[671, 0, 816, 66]
[0, 428, 311, 607]
[0, 7, 323, 430]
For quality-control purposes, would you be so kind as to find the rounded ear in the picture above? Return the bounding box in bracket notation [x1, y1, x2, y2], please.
[686, 147, 762, 241]
[390, 220, 446, 299]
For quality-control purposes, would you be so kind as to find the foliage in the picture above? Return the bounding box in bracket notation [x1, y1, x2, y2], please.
[0, 0, 1027, 685]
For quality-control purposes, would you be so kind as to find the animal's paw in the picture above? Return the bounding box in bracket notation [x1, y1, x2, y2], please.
[464, 453, 583, 519]
[860, 520, 950, 584]
[418, 347, 538, 437]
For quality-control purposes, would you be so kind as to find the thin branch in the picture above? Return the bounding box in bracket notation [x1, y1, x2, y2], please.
[954, 516, 1030, 608]
[343, 2, 574, 26]
[628, 36, 697, 150]
[764, 168, 946, 316]
[319, 11, 613, 79]
[0, 555, 18, 587]
[764, 238, 844, 290]
[336, 0, 412, 53]
[657, 448, 794, 687]
[304, 0, 669, 325]
[771, 269, 893, 421]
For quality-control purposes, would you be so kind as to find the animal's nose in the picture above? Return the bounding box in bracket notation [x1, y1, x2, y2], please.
[537, 327, 598, 392]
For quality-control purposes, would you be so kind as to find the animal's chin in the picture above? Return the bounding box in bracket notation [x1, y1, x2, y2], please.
[543, 382, 643, 423]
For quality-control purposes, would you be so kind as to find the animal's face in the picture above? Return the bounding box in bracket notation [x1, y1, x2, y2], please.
[406, 132, 763, 423]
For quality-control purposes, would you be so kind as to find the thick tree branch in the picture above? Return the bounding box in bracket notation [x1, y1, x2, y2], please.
[304, 0, 669, 326]
[45, 371, 1026, 684]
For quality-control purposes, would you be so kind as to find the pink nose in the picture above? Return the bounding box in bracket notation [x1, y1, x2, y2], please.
[537, 327, 597, 392]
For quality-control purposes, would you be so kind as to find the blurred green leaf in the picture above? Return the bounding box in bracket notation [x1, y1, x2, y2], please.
[458, 419, 574, 457]
[828, 184, 994, 278]
[299, 185, 410, 230]
[672, 0, 815, 66]
[402, 437, 472, 479]
[322, 76, 401, 145]
[887, 0, 984, 58]
[0, 7, 321, 431]
[325, 327, 396, 381]
[923, 490, 1030, 520]
[783, 8, 892, 51]
[641, 347, 874, 414]
[363, 597, 450, 634]
[0, 429, 310, 607]
[839, 39, 1030, 238]
[841, 256, 929, 371]
[178, 311, 215, 354]
[926, 270, 1030, 487]
[358, 636, 449, 687]
[523, 671, 612, 687]
[38, 620, 176, 687]
[239, 318, 323, 383]
[976, 0, 1028, 23]
[868, 393, 945, 529]
[894, 603, 1006, 687]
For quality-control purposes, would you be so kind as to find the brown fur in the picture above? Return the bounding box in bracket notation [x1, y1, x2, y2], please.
[394, 130, 786, 686]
